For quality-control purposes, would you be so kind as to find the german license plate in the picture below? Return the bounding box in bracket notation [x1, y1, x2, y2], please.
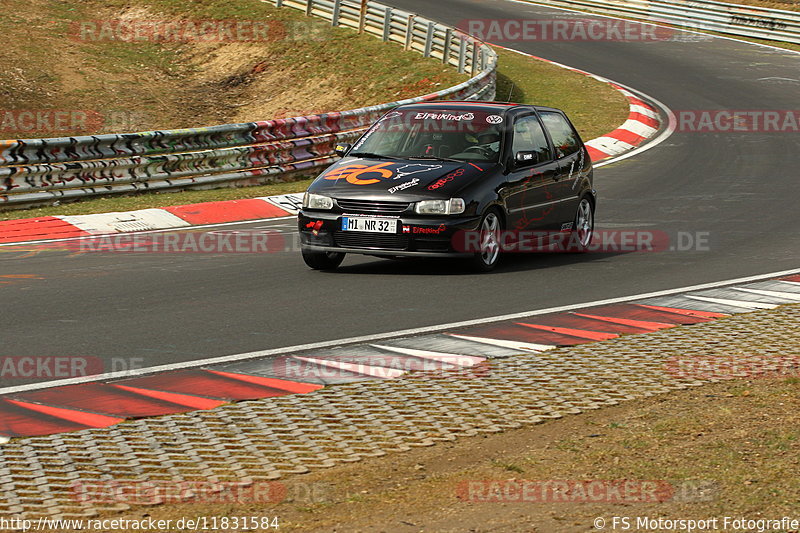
[341, 217, 397, 233]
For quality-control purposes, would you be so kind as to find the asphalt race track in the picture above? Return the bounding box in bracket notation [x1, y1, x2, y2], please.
[1, 0, 798, 387]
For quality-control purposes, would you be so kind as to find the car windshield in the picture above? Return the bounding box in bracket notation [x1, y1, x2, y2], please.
[350, 108, 505, 163]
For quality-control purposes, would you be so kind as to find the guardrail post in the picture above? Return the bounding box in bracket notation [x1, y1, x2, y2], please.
[442, 28, 453, 64]
[405, 15, 415, 51]
[332, 0, 341, 26]
[382, 8, 392, 41]
[458, 38, 467, 74]
[471, 44, 479, 76]
[276, 0, 283, 7]
[305, 0, 313, 16]
[359, 0, 368, 34]
[423, 22, 435, 58]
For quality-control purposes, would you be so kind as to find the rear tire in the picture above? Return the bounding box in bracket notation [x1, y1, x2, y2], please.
[468, 209, 502, 272]
[569, 196, 594, 252]
[302, 249, 345, 270]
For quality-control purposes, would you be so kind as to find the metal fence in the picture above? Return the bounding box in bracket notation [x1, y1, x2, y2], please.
[526, 0, 800, 44]
[0, 0, 496, 208]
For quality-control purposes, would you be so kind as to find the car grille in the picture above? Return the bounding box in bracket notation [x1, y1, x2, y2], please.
[334, 231, 409, 250]
[336, 199, 410, 214]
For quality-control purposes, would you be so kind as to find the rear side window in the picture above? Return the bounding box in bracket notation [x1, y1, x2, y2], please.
[511, 115, 551, 163]
[540, 112, 581, 158]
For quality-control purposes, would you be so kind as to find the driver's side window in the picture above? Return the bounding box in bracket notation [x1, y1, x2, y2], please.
[511, 115, 551, 164]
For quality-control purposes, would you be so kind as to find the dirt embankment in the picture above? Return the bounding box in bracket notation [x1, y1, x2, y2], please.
[0, 0, 464, 138]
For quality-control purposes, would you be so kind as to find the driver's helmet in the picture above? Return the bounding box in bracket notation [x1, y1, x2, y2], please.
[477, 130, 501, 153]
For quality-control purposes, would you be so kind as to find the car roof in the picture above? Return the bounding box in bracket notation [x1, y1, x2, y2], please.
[395, 101, 563, 114]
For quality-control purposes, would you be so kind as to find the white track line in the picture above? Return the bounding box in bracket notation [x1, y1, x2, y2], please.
[370, 344, 485, 366]
[447, 334, 555, 353]
[733, 287, 800, 301]
[1, 267, 798, 395]
[684, 295, 777, 310]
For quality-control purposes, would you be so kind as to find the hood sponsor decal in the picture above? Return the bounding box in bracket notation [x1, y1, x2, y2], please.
[428, 177, 453, 190]
[323, 162, 449, 186]
[323, 162, 395, 185]
[427, 168, 465, 190]
[394, 163, 443, 180]
[388, 178, 420, 194]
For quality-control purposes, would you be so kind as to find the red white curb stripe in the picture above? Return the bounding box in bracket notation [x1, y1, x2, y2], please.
[0, 194, 304, 245]
[585, 86, 660, 161]
[499, 48, 663, 162]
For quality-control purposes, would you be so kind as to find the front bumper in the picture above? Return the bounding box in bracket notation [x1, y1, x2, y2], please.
[298, 210, 481, 257]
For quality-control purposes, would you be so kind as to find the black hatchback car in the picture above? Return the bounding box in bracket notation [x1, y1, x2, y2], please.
[298, 101, 595, 271]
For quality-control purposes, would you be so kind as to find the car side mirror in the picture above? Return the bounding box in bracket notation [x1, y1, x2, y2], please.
[334, 143, 352, 157]
[514, 151, 539, 165]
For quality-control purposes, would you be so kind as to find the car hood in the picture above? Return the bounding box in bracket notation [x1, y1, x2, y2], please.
[309, 156, 492, 199]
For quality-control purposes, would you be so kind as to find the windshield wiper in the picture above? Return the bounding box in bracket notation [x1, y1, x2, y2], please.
[348, 152, 401, 160]
[406, 156, 463, 163]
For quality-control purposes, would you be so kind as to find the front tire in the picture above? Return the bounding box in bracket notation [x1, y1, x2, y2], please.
[302, 249, 345, 270]
[468, 209, 502, 272]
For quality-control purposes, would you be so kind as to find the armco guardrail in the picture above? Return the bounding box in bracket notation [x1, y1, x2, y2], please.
[526, 0, 800, 44]
[0, 0, 496, 208]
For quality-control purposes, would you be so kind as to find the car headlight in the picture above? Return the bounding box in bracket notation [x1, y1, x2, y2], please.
[414, 198, 466, 215]
[303, 192, 333, 210]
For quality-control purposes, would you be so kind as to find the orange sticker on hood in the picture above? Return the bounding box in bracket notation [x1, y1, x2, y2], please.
[323, 162, 395, 185]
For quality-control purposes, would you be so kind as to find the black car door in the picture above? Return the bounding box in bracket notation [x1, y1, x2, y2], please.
[539, 111, 587, 230]
[503, 114, 560, 235]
